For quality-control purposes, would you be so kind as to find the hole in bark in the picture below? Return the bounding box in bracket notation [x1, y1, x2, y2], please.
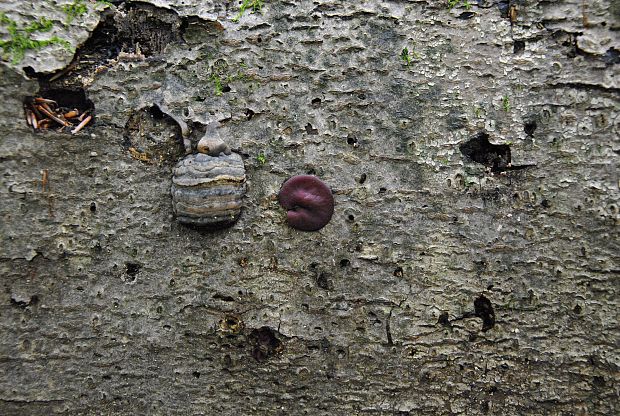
[573, 305, 582, 314]
[458, 11, 476, 19]
[10, 294, 39, 309]
[250, 327, 283, 362]
[459, 131, 511, 173]
[347, 135, 358, 146]
[513, 40, 525, 54]
[192, 371, 200, 378]
[245, 108, 255, 120]
[90, 202, 97, 212]
[123, 105, 184, 165]
[524, 120, 537, 136]
[378, 187, 387, 194]
[393, 267, 403, 277]
[358, 173, 367, 184]
[339, 259, 350, 267]
[23, 88, 95, 133]
[474, 294, 495, 331]
[125, 262, 141, 280]
[316, 272, 333, 290]
[213, 293, 235, 302]
[437, 312, 450, 327]
[347, 214, 355, 222]
[311, 98, 321, 107]
[497, 0, 510, 18]
[80, 2, 181, 60]
[305, 123, 318, 135]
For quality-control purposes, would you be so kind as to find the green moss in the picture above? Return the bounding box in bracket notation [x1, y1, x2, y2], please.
[256, 152, 267, 165]
[400, 45, 420, 67]
[502, 95, 511, 112]
[63, 0, 88, 25]
[209, 63, 249, 96]
[0, 13, 72, 64]
[447, 0, 472, 10]
[210, 74, 224, 96]
[232, 0, 264, 23]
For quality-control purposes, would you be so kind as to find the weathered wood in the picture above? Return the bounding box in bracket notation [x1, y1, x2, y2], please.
[1, 1, 618, 414]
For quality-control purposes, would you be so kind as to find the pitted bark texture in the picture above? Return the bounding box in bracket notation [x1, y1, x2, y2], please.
[0, 1, 618, 415]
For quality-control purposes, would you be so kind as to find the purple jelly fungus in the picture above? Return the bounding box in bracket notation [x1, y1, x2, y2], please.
[278, 175, 334, 231]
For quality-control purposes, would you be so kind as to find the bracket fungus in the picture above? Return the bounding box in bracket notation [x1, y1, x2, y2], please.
[171, 123, 246, 229]
[278, 175, 334, 231]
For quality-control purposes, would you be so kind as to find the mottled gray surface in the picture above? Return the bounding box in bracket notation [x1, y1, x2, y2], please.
[0, 0, 618, 415]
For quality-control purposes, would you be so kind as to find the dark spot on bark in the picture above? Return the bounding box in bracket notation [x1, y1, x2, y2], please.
[23, 66, 36, 77]
[245, 108, 255, 120]
[593, 376, 605, 387]
[457, 11, 476, 19]
[540, 199, 550, 208]
[347, 135, 358, 146]
[339, 259, 350, 267]
[459, 131, 511, 173]
[305, 123, 318, 135]
[358, 173, 367, 184]
[393, 267, 403, 277]
[438, 312, 451, 327]
[497, 0, 510, 18]
[347, 214, 355, 222]
[446, 109, 468, 130]
[513, 40, 525, 54]
[315, 272, 333, 290]
[10, 294, 39, 309]
[378, 187, 387, 194]
[250, 326, 283, 361]
[307, 337, 330, 352]
[573, 305, 582, 314]
[125, 262, 141, 280]
[602, 48, 620, 65]
[524, 120, 537, 136]
[311, 97, 321, 107]
[192, 371, 200, 378]
[90, 202, 97, 212]
[474, 294, 495, 331]
[213, 293, 235, 302]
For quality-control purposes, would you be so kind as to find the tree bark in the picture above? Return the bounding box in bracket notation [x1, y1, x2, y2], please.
[1, 1, 618, 414]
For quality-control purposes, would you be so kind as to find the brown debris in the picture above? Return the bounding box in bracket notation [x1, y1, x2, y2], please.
[24, 96, 93, 134]
[71, 115, 92, 134]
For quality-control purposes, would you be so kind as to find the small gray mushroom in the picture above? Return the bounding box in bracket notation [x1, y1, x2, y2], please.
[197, 122, 231, 156]
[171, 122, 245, 229]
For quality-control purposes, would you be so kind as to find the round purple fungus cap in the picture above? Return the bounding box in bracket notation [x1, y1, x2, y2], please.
[278, 175, 334, 231]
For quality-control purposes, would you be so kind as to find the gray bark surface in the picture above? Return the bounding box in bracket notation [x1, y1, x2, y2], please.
[0, 1, 618, 415]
